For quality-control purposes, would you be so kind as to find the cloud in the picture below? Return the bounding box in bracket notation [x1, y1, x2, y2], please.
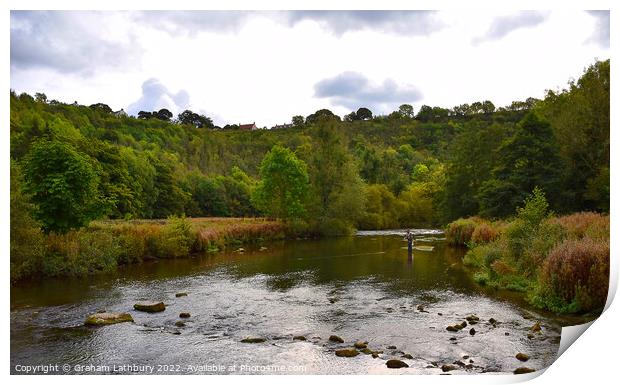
[10, 11, 140, 75]
[473, 11, 548, 44]
[285, 11, 443, 36]
[314, 72, 423, 113]
[127, 78, 190, 116]
[586, 10, 610, 48]
[132, 10, 443, 37]
[131, 11, 254, 36]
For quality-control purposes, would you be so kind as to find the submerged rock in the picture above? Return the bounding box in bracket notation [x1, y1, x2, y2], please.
[516, 353, 530, 362]
[293, 336, 306, 341]
[371, 353, 379, 359]
[335, 349, 359, 357]
[175, 292, 188, 297]
[489, 318, 497, 325]
[241, 337, 266, 343]
[387, 345, 397, 349]
[360, 348, 373, 354]
[514, 367, 536, 374]
[354, 341, 368, 349]
[259, 246, 268, 251]
[465, 315, 480, 322]
[386, 359, 408, 369]
[85, 312, 133, 326]
[134, 302, 166, 313]
[179, 312, 191, 318]
[175, 321, 185, 327]
[530, 322, 542, 332]
[402, 353, 413, 359]
[441, 364, 458, 372]
[329, 335, 344, 343]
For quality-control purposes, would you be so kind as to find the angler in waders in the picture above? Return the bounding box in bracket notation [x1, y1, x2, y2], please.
[404, 229, 414, 260]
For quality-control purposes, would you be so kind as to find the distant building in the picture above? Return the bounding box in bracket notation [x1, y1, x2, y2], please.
[272, 123, 293, 130]
[239, 122, 258, 130]
[114, 109, 128, 117]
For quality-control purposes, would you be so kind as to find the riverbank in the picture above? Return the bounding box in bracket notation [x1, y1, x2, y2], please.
[11, 217, 287, 282]
[446, 211, 609, 315]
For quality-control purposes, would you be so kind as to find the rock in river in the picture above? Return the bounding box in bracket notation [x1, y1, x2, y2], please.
[469, 328, 476, 336]
[402, 353, 413, 359]
[530, 322, 542, 332]
[241, 337, 266, 343]
[516, 353, 530, 362]
[175, 292, 188, 297]
[354, 341, 368, 349]
[335, 349, 359, 357]
[293, 336, 306, 341]
[441, 364, 458, 372]
[329, 335, 344, 343]
[85, 312, 133, 326]
[179, 312, 191, 318]
[134, 302, 166, 313]
[386, 359, 409, 369]
[175, 321, 186, 327]
[514, 367, 536, 374]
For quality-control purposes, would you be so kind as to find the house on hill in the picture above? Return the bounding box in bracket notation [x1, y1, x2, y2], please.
[239, 122, 258, 130]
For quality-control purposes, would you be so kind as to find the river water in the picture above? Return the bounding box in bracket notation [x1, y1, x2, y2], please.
[11, 230, 582, 375]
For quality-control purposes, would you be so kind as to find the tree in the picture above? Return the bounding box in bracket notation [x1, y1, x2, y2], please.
[356, 107, 373, 120]
[306, 119, 365, 234]
[178, 110, 214, 128]
[398, 104, 414, 118]
[89, 103, 113, 114]
[481, 100, 496, 114]
[137, 110, 152, 119]
[154, 108, 173, 121]
[34, 92, 47, 103]
[252, 145, 309, 219]
[22, 139, 103, 233]
[344, 111, 358, 121]
[292, 115, 305, 127]
[476, 112, 562, 218]
[305, 109, 340, 124]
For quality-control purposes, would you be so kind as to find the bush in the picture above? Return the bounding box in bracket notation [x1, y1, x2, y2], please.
[154, 216, 195, 258]
[44, 230, 120, 276]
[539, 237, 609, 312]
[445, 217, 482, 246]
[471, 222, 500, 244]
[549, 212, 609, 241]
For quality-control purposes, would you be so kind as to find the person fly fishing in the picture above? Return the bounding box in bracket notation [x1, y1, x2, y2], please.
[404, 229, 414, 257]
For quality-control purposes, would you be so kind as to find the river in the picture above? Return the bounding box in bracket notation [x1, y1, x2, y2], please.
[11, 230, 584, 375]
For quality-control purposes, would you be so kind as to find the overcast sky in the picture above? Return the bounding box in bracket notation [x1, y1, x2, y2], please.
[10, 10, 610, 127]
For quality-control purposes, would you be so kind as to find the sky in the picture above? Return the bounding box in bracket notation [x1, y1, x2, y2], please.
[9, 10, 610, 127]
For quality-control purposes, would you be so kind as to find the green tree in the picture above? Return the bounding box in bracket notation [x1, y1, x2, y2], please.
[22, 139, 103, 233]
[356, 107, 373, 120]
[306, 119, 365, 234]
[477, 112, 562, 218]
[252, 145, 309, 219]
[398, 104, 414, 118]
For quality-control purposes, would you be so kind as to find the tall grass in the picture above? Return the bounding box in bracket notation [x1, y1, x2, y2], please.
[450, 210, 609, 314]
[14, 217, 287, 281]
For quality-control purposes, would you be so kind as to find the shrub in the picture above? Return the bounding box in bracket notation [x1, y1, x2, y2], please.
[154, 216, 195, 258]
[549, 212, 609, 241]
[539, 237, 609, 312]
[44, 230, 120, 276]
[446, 217, 482, 246]
[471, 222, 500, 244]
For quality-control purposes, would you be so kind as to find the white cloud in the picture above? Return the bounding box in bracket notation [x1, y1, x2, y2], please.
[10, 10, 610, 127]
[126, 78, 190, 116]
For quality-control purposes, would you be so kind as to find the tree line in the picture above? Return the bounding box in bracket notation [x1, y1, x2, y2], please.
[10, 60, 609, 235]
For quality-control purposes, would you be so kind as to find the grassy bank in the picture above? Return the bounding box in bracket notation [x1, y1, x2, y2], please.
[11, 217, 287, 282]
[446, 190, 609, 314]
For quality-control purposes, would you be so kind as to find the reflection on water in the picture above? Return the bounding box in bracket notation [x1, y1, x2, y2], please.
[11, 231, 574, 374]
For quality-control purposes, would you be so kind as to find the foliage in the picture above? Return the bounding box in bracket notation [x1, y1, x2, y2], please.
[252, 145, 309, 220]
[22, 139, 104, 233]
[10, 161, 45, 281]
